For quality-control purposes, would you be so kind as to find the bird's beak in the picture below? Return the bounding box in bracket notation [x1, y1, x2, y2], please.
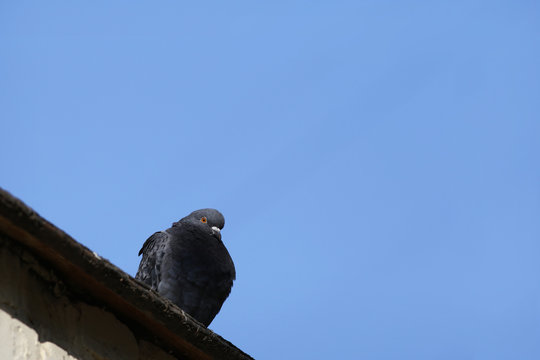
[211, 226, 221, 241]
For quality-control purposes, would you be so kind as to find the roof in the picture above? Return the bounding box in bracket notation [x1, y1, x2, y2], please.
[0, 187, 253, 360]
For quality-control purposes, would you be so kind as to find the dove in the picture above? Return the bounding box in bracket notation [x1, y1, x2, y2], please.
[136, 209, 235, 326]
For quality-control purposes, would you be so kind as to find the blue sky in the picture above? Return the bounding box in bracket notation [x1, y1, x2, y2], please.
[1, 1, 539, 359]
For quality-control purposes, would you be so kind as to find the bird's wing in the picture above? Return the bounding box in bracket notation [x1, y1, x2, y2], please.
[135, 231, 169, 290]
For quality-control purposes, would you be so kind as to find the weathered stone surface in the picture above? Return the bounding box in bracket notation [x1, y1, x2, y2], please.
[0, 235, 177, 360]
[0, 311, 78, 360]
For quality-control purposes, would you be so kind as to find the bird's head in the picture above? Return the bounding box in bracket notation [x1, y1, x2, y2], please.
[174, 208, 225, 241]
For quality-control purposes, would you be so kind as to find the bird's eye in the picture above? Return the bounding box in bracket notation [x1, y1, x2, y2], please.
[201, 217, 207, 223]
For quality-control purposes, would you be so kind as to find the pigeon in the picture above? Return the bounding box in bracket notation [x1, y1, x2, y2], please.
[136, 209, 235, 326]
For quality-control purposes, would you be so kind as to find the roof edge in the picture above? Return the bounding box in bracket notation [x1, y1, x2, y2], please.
[0, 187, 252, 360]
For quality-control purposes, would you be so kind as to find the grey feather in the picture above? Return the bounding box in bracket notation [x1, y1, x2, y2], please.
[135, 209, 235, 326]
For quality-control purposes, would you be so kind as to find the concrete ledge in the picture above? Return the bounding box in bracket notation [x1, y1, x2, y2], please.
[0, 187, 253, 360]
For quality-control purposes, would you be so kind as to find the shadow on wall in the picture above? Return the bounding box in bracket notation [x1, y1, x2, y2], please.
[0, 235, 174, 360]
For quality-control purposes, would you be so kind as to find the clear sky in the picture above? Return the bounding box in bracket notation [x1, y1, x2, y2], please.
[1, 1, 539, 359]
